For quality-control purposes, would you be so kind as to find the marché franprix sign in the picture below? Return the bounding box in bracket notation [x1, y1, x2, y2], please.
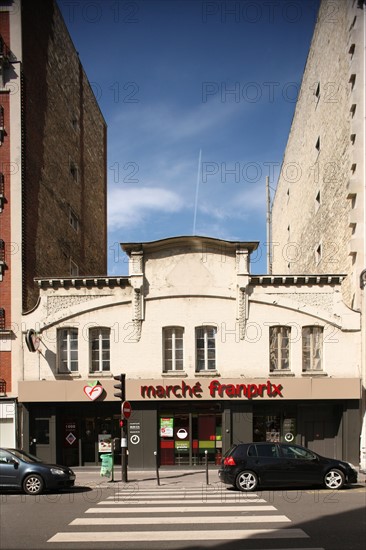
[140, 379, 283, 400]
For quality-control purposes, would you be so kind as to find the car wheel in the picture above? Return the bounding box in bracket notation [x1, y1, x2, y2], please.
[324, 469, 345, 490]
[235, 471, 258, 492]
[23, 474, 44, 495]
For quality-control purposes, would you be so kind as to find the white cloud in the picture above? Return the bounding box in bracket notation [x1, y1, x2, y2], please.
[108, 186, 184, 230]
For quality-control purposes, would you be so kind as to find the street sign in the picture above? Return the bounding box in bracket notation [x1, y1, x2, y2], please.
[122, 401, 132, 419]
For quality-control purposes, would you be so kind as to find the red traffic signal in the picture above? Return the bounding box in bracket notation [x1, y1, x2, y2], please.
[119, 419, 125, 428]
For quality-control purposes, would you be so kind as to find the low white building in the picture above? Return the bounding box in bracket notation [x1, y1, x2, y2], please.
[19, 237, 361, 468]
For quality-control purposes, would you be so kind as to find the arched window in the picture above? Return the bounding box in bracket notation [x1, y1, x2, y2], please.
[302, 326, 323, 371]
[163, 327, 184, 372]
[90, 327, 110, 372]
[269, 326, 291, 371]
[58, 328, 78, 372]
[196, 325, 216, 372]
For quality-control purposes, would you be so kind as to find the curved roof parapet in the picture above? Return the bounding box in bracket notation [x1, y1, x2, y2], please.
[121, 235, 259, 256]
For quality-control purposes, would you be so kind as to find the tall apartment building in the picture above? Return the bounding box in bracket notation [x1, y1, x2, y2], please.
[0, 0, 107, 446]
[271, 0, 365, 466]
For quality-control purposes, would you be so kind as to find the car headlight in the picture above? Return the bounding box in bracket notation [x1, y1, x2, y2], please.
[50, 468, 66, 476]
[346, 462, 357, 470]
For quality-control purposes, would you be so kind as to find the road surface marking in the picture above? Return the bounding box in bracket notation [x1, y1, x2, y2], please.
[48, 528, 309, 543]
[70, 514, 291, 525]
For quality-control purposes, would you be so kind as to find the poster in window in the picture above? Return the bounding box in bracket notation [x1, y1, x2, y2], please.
[160, 417, 174, 438]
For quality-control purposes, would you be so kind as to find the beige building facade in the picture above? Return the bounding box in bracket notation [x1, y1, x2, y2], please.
[271, 0, 366, 469]
[18, 237, 361, 468]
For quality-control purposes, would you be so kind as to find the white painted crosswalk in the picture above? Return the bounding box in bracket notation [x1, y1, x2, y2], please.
[47, 485, 325, 548]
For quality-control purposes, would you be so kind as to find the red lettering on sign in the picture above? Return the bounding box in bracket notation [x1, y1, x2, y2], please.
[140, 380, 283, 399]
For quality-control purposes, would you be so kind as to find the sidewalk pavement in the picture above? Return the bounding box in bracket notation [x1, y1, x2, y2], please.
[72, 466, 366, 490]
[72, 466, 220, 489]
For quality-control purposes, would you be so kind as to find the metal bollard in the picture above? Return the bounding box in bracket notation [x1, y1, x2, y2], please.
[154, 451, 160, 486]
[205, 449, 209, 485]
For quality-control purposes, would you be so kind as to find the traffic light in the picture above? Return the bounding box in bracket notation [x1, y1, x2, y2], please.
[113, 373, 125, 401]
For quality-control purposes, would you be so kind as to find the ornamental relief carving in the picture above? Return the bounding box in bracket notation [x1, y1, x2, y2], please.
[266, 292, 334, 313]
[47, 295, 111, 316]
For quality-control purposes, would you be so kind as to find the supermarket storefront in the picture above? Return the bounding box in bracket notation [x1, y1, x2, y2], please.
[19, 377, 361, 468]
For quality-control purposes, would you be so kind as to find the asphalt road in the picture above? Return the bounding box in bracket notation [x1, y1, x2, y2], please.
[0, 475, 365, 549]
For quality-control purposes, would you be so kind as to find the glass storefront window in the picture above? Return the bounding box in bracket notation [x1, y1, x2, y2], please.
[159, 411, 222, 466]
[253, 414, 281, 442]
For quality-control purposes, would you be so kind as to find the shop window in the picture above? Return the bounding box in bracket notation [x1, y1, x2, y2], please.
[269, 326, 290, 371]
[253, 414, 280, 442]
[58, 328, 78, 372]
[163, 327, 184, 372]
[90, 327, 110, 372]
[195, 325, 216, 372]
[302, 326, 323, 371]
[34, 419, 50, 445]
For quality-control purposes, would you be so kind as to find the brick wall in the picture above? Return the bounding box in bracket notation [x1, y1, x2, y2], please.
[21, 0, 107, 311]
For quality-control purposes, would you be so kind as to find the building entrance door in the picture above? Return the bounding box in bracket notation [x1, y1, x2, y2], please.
[159, 410, 222, 466]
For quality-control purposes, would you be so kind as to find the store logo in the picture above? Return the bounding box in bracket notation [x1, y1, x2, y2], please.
[140, 379, 283, 400]
[84, 381, 103, 401]
[176, 428, 188, 439]
[209, 379, 283, 399]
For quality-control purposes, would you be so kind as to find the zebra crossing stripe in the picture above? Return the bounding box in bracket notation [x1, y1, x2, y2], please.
[103, 497, 268, 504]
[85, 505, 277, 513]
[70, 514, 291, 525]
[48, 528, 309, 543]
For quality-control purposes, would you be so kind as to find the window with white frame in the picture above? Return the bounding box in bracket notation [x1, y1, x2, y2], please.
[196, 326, 216, 372]
[269, 326, 290, 371]
[163, 327, 184, 372]
[302, 326, 323, 371]
[58, 328, 78, 372]
[90, 327, 110, 372]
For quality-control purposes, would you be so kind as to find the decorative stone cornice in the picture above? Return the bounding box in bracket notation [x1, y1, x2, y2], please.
[36, 277, 129, 289]
[250, 275, 346, 286]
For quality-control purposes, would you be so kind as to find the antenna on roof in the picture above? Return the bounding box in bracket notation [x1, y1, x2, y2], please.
[193, 149, 202, 235]
[266, 175, 272, 274]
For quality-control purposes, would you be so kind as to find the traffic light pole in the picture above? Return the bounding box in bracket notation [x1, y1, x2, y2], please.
[121, 419, 128, 483]
[113, 373, 128, 483]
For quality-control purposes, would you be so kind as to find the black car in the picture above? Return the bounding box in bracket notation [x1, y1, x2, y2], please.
[0, 448, 75, 495]
[218, 442, 358, 491]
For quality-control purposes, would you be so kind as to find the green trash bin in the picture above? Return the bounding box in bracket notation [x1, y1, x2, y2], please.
[100, 453, 113, 478]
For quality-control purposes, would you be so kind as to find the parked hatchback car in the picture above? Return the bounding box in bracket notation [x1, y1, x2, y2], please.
[218, 442, 358, 491]
[0, 448, 75, 495]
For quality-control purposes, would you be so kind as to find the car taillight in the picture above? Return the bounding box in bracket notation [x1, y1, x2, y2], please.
[224, 456, 236, 466]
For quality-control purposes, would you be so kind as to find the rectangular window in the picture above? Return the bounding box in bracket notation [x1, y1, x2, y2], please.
[269, 326, 290, 371]
[70, 260, 79, 276]
[196, 326, 216, 372]
[302, 326, 323, 371]
[163, 327, 183, 372]
[70, 161, 78, 183]
[90, 328, 110, 372]
[69, 209, 79, 232]
[58, 328, 78, 372]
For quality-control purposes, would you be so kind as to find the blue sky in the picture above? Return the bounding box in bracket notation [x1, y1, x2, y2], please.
[57, 0, 319, 275]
